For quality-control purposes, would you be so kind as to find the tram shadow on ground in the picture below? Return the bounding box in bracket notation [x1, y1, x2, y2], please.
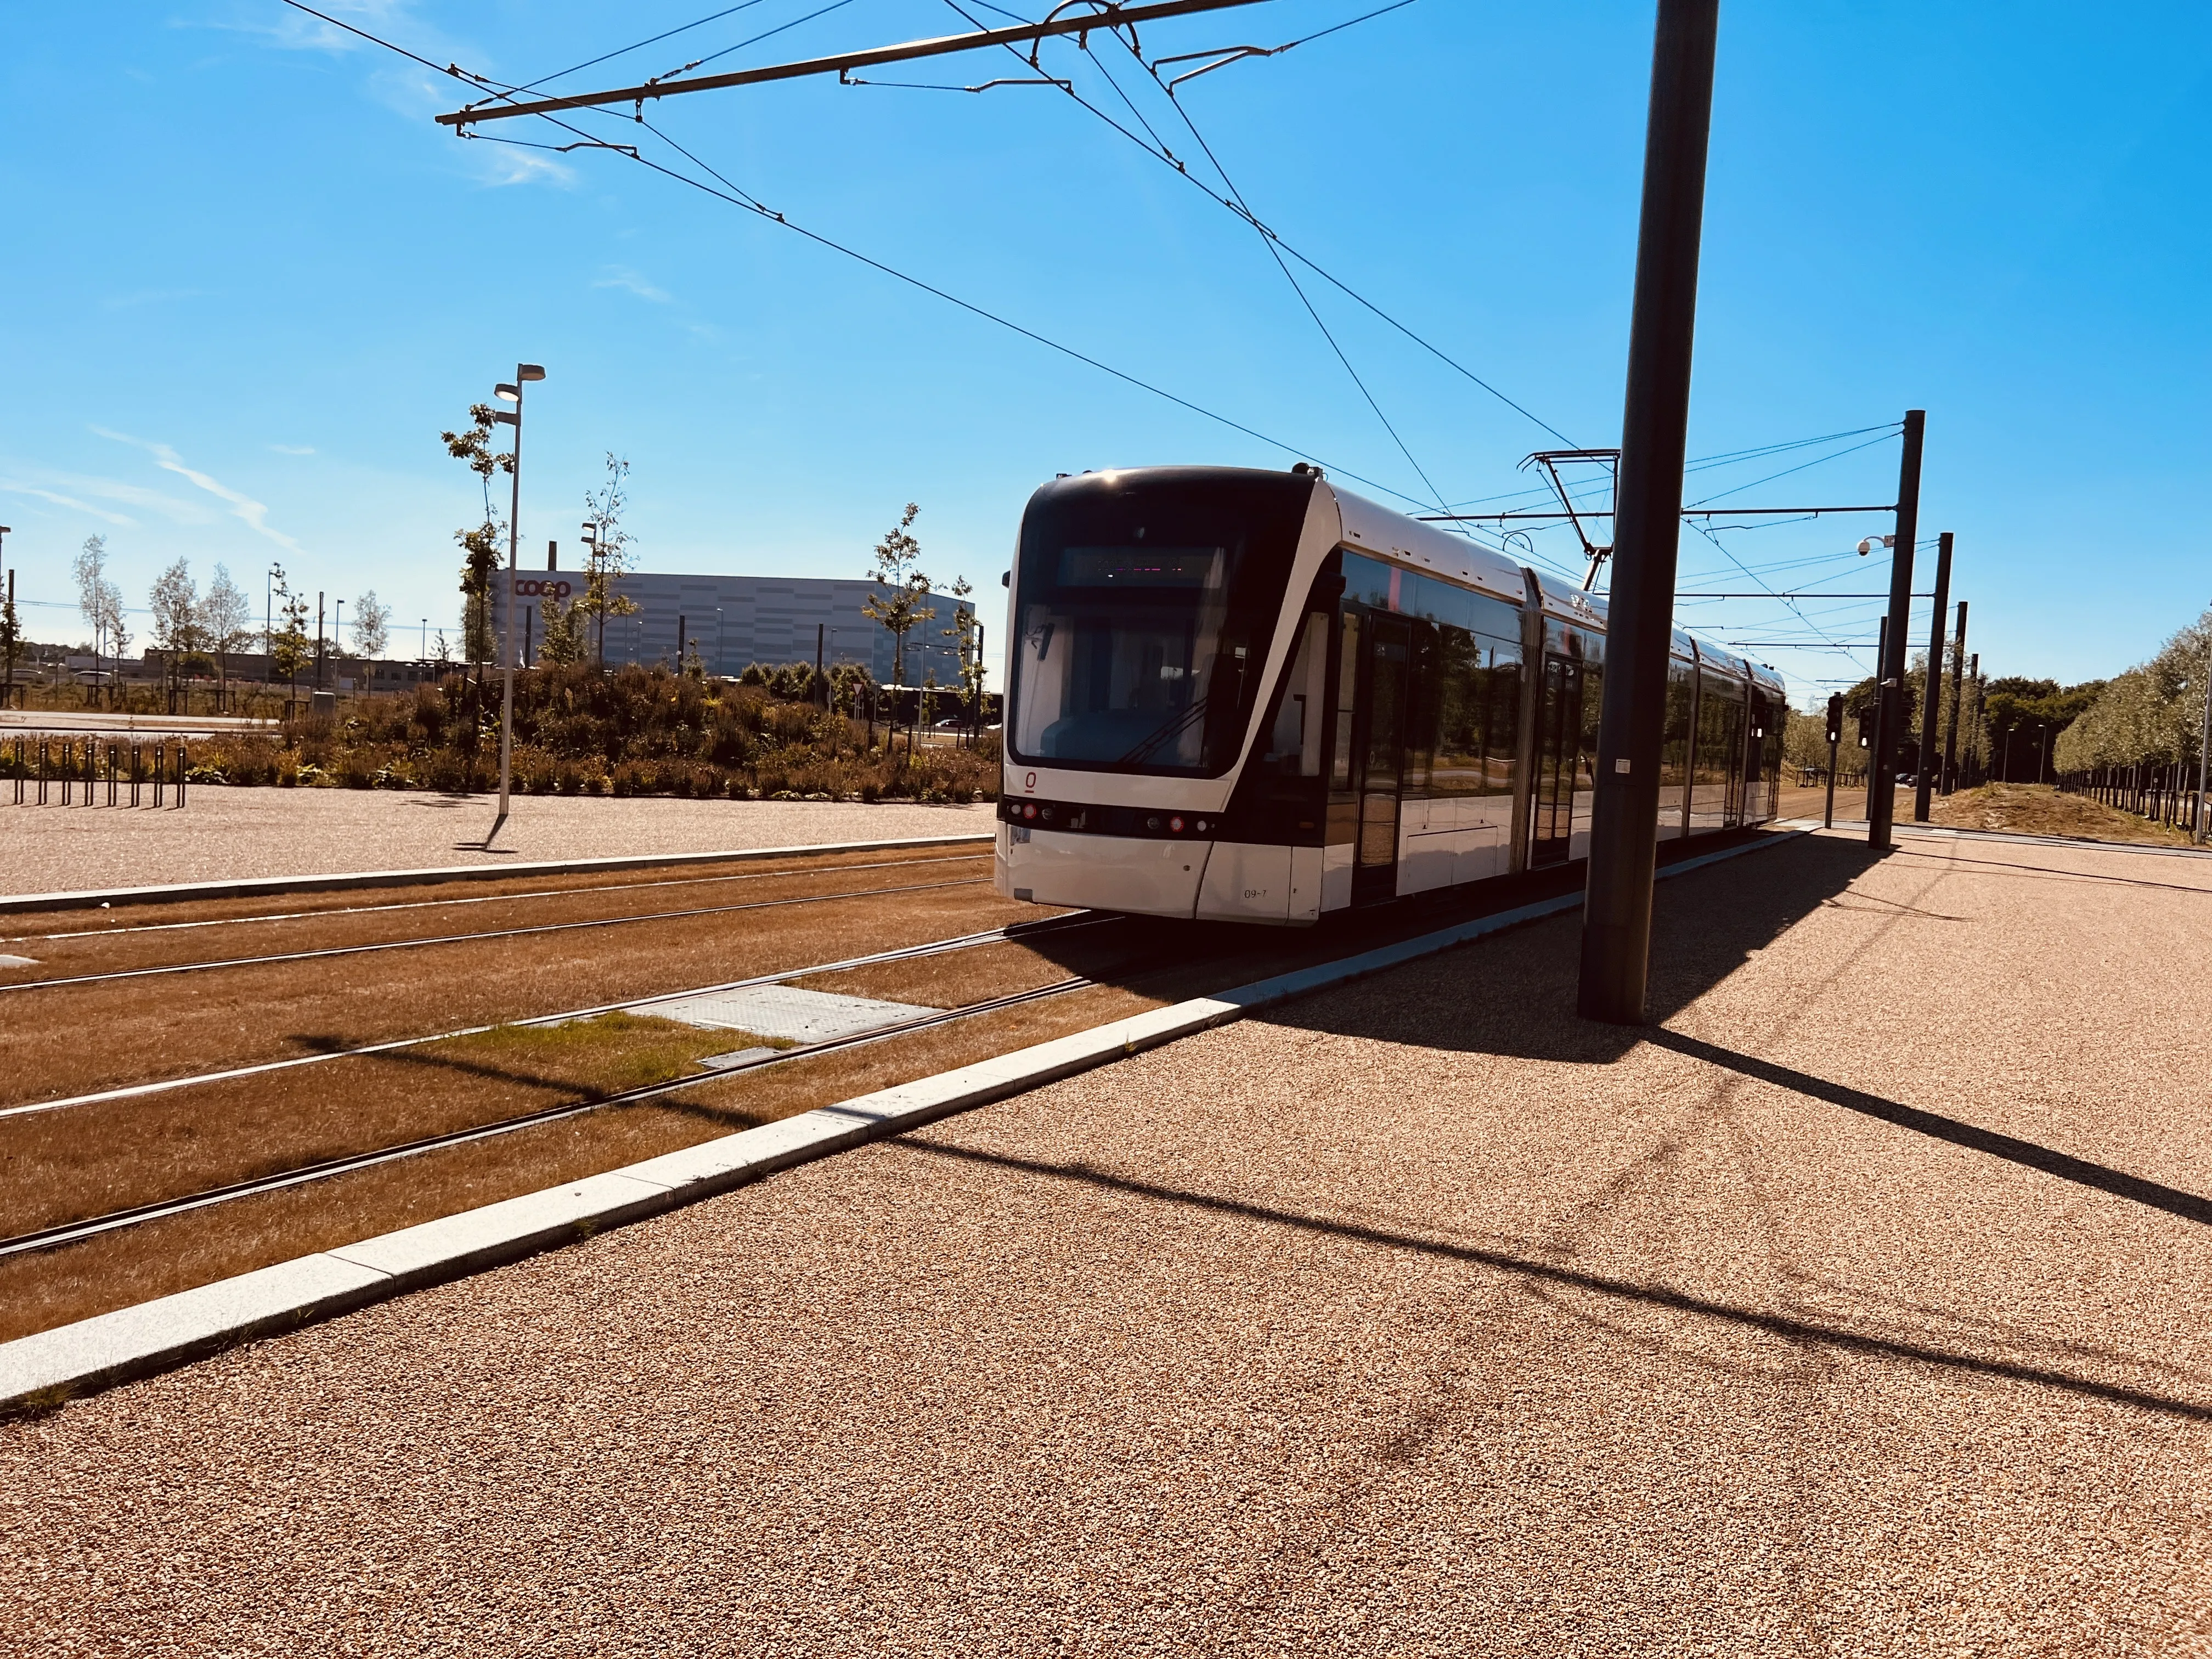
[1111, 831, 1886, 1069]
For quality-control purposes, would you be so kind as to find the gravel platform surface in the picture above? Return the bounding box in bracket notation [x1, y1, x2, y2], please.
[4, 827, 2209, 1655]
[0, 790, 995, 894]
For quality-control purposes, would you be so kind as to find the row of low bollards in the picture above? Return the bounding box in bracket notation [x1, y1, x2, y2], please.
[5, 737, 189, 808]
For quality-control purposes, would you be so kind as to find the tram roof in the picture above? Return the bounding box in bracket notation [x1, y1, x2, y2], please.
[1332, 481, 1779, 693]
[1328, 484, 1528, 606]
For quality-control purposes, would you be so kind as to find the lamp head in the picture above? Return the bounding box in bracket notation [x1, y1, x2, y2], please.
[517, 364, 546, 383]
[495, 383, 521, 403]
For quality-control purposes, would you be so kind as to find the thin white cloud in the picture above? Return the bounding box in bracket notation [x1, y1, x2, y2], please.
[270, 444, 317, 456]
[92, 427, 306, 556]
[0, 465, 205, 522]
[475, 146, 576, 189]
[202, 0, 424, 55]
[594, 267, 672, 304]
[0, 483, 135, 527]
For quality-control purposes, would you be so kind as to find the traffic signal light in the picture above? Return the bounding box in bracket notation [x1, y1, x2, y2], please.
[1825, 693, 1844, 746]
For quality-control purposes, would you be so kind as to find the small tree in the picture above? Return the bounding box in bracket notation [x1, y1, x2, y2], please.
[0, 572, 19, 709]
[537, 593, 589, 666]
[579, 453, 639, 669]
[861, 502, 933, 712]
[270, 573, 314, 711]
[149, 557, 207, 713]
[829, 661, 874, 719]
[73, 534, 128, 707]
[201, 563, 253, 712]
[441, 403, 513, 680]
[351, 589, 391, 659]
[940, 575, 986, 741]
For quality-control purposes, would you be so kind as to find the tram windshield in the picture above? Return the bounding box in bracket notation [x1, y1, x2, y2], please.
[1008, 470, 1312, 777]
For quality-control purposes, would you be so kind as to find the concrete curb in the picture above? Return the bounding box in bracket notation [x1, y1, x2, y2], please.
[0, 832, 997, 916]
[0, 829, 1803, 1416]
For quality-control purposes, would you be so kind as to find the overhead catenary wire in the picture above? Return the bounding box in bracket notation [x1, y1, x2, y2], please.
[929, 0, 1460, 515]
[276, 3, 1458, 517]
[938, 0, 1579, 449]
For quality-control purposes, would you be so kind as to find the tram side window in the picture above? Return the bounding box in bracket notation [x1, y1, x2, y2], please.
[1402, 620, 1440, 795]
[1577, 659, 1604, 788]
[1259, 611, 1328, 777]
[1480, 644, 1521, 795]
[1425, 625, 1521, 797]
[1329, 608, 1361, 789]
[1661, 657, 1695, 796]
[1694, 672, 1745, 784]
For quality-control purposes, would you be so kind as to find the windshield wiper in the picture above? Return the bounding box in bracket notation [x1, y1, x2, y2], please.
[1118, 695, 1210, 764]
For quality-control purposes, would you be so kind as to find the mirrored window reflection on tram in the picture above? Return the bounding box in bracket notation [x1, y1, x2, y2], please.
[1661, 656, 1697, 837]
[1692, 668, 1747, 832]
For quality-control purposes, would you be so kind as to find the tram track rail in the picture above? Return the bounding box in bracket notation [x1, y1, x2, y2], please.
[0, 910, 1119, 1122]
[0, 973, 1099, 1262]
[3, 851, 993, 944]
[0, 861, 998, 996]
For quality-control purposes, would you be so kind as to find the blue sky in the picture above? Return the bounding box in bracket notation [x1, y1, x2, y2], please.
[2, 1, 2205, 702]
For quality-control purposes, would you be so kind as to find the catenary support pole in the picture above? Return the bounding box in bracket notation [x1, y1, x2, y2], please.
[1913, 529, 1953, 820]
[1576, 0, 1719, 1026]
[1967, 655, 1980, 783]
[1940, 600, 1968, 794]
[2194, 617, 2212, 844]
[1824, 692, 1842, 828]
[1869, 410, 1924, 848]
[1865, 616, 1889, 820]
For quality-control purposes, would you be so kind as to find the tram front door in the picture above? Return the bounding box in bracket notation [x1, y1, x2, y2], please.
[1353, 614, 1410, 904]
[1529, 653, 1584, 868]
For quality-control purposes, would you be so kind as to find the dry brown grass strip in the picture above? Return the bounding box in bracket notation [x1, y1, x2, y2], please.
[0, 876, 1022, 1107]
[0, 981, 1161, 1342]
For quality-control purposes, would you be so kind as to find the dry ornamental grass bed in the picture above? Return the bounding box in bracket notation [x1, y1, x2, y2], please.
[1930, 782, 2197, 845]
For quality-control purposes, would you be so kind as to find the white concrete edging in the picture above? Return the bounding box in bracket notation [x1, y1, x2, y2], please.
[0, 830, 1804, 1415]
[0, 832, 996, 916]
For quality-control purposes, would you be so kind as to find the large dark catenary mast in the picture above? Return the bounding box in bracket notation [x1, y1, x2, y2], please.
[1867, 410, 1923, 847]
[1913, 529, 1954, 819]
[1940, 599, 1968, 793]
[1576, 0, 1720, 1026]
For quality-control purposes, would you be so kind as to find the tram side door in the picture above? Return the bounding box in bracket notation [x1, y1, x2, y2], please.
[1353, 615, 1411, 904]
[1529, 654, 1583, 868]
[1724, 692, 1752, 828]
[1741, 690, 1770, 823]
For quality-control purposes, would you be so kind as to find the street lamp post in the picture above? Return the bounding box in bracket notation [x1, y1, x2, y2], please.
[491, 364, 546, 820]
[580, 521, 601, 669]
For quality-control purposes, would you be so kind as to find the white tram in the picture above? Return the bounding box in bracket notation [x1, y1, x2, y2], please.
[994, 465, 1786, 924]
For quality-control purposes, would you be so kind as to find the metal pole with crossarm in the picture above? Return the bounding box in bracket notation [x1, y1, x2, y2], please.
[1868, 411, 1923, 847]
[1576, 0, 1720, 1026]
[1913, 530, 1953, 820]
